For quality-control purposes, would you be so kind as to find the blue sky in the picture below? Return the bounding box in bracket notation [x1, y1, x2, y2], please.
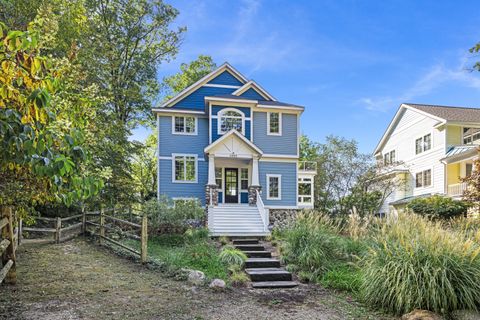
[132, 0, 480, 153]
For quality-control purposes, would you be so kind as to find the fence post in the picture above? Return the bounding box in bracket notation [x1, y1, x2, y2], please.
[141, 212, 148, 264]
[18, 219, 22, 246]
[1, 207, 16, 284]
[55, 217, 62, 244]
[99, 207, 105, 245]
[81, 206, 86, 236]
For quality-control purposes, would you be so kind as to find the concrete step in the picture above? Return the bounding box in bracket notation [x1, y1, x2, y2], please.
[245, 258, 280, 268]
[232, 239, 259, 245]
[243, 251, 271, 258]
[212, 228, 265, 232]
[235, 244, 265, 251]
[251, 281, 298, 289]
[245, 268, 292, 282]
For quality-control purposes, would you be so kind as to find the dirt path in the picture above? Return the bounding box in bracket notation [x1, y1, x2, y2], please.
[0, 239, 391, 320]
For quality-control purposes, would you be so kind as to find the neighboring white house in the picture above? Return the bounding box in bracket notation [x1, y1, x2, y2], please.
[374, 103, 480, 215]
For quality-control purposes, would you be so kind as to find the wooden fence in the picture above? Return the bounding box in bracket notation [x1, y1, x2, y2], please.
[21, 212, 84, 245]
[1, 207, 18, 284]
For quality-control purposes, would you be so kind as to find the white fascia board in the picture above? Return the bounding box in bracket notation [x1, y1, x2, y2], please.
[232, 80, 276, 101]
[152, 108, 205, 115]
[205, 96, 257, 105]
[256, 104, 304, 112]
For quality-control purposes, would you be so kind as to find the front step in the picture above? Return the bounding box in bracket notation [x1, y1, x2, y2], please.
[232, 239, 259, 245]
[243, 251, 271, 258]
[252, 281, 298, 289]
[245, 268, 292, 282]
[235, 244, 265, 251]
[245, 258, 280, 268]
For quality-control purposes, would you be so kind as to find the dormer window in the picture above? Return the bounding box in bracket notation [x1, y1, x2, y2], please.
[218, 108, 244, 134]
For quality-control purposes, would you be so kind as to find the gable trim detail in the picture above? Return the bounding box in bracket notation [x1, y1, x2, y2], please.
[204, 129, 263, 156]
[232, 80, 276, 101]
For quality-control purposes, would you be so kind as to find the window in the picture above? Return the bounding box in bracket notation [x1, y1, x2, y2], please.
[240, 168, 248, 190]
[173, 155, 197, 183]
[466, 163, 473, 177]
[267, 112, 281, 135]
[267, 174, 281, 200]
[463, 127, 480, 144]
[219, 109, 244, 134]
[415, 134, 431, 155]
[215, 168, 222, 188]
[383, 150, 395, 165]
[173, 116, 196, 135]
[415, 169, 432, 188]
[298, 177, 313, 204]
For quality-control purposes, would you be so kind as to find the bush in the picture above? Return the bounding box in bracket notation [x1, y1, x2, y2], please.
[361, 213, 480, 315]
[219, 245, 247, 267]
[320, 264, 362, 292]
[184, 228, 209, 243]
[230, 270, 249, 287]
[407, 195, 469, 219]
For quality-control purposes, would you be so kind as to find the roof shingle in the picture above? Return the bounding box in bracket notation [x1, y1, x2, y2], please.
[406, 103, 480, 123]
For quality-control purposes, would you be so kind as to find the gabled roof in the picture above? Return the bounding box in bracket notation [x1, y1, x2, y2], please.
[441, 145, 478, 164]
[205, 95, 304, 110]
[232, 80, 276, 101]
[204, 129, 263, 155]
[374, 103, 480, 155]
[159, 63, 248, 108]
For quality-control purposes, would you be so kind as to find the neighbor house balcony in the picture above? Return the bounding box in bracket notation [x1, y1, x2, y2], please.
[447, 182, 467, 197]
[298, 161, 317, 174]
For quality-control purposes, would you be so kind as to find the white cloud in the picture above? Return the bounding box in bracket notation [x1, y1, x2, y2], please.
[359, 56, 480, 112]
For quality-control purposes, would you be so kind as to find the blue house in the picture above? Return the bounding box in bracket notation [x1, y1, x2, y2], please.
[154, 63, 316, 236]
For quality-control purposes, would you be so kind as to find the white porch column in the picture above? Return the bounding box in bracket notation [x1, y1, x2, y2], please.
[207, 154, 216, 185]
[251, 156, 260, 186]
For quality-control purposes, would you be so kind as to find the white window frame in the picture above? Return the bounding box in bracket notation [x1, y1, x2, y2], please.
[172, 153, 198, 183]
[240, 167, 249, 191]
[383, 149, 396, 165]
[297, 176, 313, 205]
[462, 126, 480, 145]
[414, 132, 432, 155]
[415, 168, 433, 189]
[267, 112, 282, 136]
[172, 116, 198, 135]
[266, 174, 282, 200]
[217, 108, 245, 135]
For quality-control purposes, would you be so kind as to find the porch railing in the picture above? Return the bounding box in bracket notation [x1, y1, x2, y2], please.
[447, 182, 467, 197]
[256, 190, 269, 232]
[298, 161, 317, 173]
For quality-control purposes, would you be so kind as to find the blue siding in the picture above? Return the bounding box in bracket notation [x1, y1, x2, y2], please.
[158, 116, 209, 156]
[212, 105, 251, 117]
[253, 112, 297, 155]
[159, 159, 208, 205]
[259, 161, 297, 207]
[207, 70, 244, 86]
[172, 86, 235, 110]
[240, 88, 267, 100]
[240, 192, 249, 203]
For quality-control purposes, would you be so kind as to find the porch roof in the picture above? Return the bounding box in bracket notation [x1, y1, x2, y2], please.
[389, 193, 432, 206]
[441, 145, 478, 164]
[204, 129, 263, 157]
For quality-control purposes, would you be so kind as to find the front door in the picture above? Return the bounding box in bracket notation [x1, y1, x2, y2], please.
[224, 168, 238, 203]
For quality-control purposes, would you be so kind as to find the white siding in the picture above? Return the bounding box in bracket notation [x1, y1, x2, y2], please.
[378, 108, 447, 213]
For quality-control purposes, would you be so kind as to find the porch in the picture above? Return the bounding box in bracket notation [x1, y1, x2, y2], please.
[442, 145, 477, 198]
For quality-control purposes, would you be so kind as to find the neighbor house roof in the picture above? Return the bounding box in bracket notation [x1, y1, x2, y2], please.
[373, 103, 480, 155]
[441, 145, 479, 164]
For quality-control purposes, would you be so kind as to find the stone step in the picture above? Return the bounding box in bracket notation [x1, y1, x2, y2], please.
[235, 244, 265, 251]
[245, 258, 280, 268]
[232, 239, 259, 245]
[251, 281, 298, 289]
[245, 268, 292, 282]
[243, 250, 271, 258]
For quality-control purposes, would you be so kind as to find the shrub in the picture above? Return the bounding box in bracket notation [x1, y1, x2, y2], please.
[361, 213, 480, 315]
[219, 246, 247, 267]
[407, 195, 469, 219]
[230, 270, 249, 287]
[184, 228, 209, 243]
[218, 236, 229, 245]
[320, 264, 362, 292]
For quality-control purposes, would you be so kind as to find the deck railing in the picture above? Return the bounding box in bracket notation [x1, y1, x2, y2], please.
[256, 190, 269, 232]
[447, 182, 467, 197]
[298, 161, 317, 173]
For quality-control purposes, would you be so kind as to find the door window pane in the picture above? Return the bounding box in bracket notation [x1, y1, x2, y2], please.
[240, 168, 248, 190]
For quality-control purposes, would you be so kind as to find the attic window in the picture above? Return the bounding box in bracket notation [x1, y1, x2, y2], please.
[463, 127, 480, 144]
[218, 109, 244, 134]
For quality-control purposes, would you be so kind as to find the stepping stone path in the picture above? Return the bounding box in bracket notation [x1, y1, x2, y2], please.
[233, 238, 298, 289]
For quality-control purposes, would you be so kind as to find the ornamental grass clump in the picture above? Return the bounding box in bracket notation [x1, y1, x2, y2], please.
[361, 213, 480, 316]
[219, 245, 248, 268]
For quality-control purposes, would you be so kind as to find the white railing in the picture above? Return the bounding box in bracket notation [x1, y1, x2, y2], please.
[298, 161, 317, 173]
[447, 182, 467, 197]
[256, 190, 269, 232]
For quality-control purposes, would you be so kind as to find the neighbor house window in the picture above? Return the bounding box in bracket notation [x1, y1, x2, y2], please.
[218, 109, 244, 134]
[173, 116, 196, 135]
[173, 154, 197, 183]
[415, 134, 431, 155]
[267, 112, 281, 135]
[415, 169, 432, 188]
[267, 174, 281, 200]
[215, 168, 223, 188]
[240, 168, 248, 190]
[463, 127, 480, 144]
[383, 150, 395, 165]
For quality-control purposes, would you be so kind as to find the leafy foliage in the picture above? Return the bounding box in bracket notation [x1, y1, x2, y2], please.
[143, 196, 204, 230]
[219, 245, 247, 267]
[407, 195, 469, 219]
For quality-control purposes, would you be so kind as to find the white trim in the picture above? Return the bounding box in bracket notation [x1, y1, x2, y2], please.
[171, 153, 198, 184]
[157, 114, 161, 199]
[240, 167, 249, 192]
[264, 205, 299, 209]
[414, 167, 433, 189]
[152, 108, 205, 115]
[260, 157, 298, 163]
[232, 80, 277, 101]
[202, 83, 241, 89]
[266, 174, 282, 200]
[262, 153, 298, 159]
[208, 102, 212, 144]
[414, 131, 434, 156]
[267, 111, 282, 136]
[217, 108, 246, 136]
[160, 156, 205, 161]
[171, 115, 198, 135]
[159, 63, 247, 108]
[251, 110, 254, 143]
[205, 96, 257, 105]
[204, 129, 263, 155]
[257, 104, 304, 111]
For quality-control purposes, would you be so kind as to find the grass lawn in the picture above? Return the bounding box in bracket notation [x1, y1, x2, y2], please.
[125, 233, 228, 280]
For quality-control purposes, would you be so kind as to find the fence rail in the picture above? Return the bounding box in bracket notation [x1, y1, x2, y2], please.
[21, 213, 84, 245]
[1, 207, 17, 284]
